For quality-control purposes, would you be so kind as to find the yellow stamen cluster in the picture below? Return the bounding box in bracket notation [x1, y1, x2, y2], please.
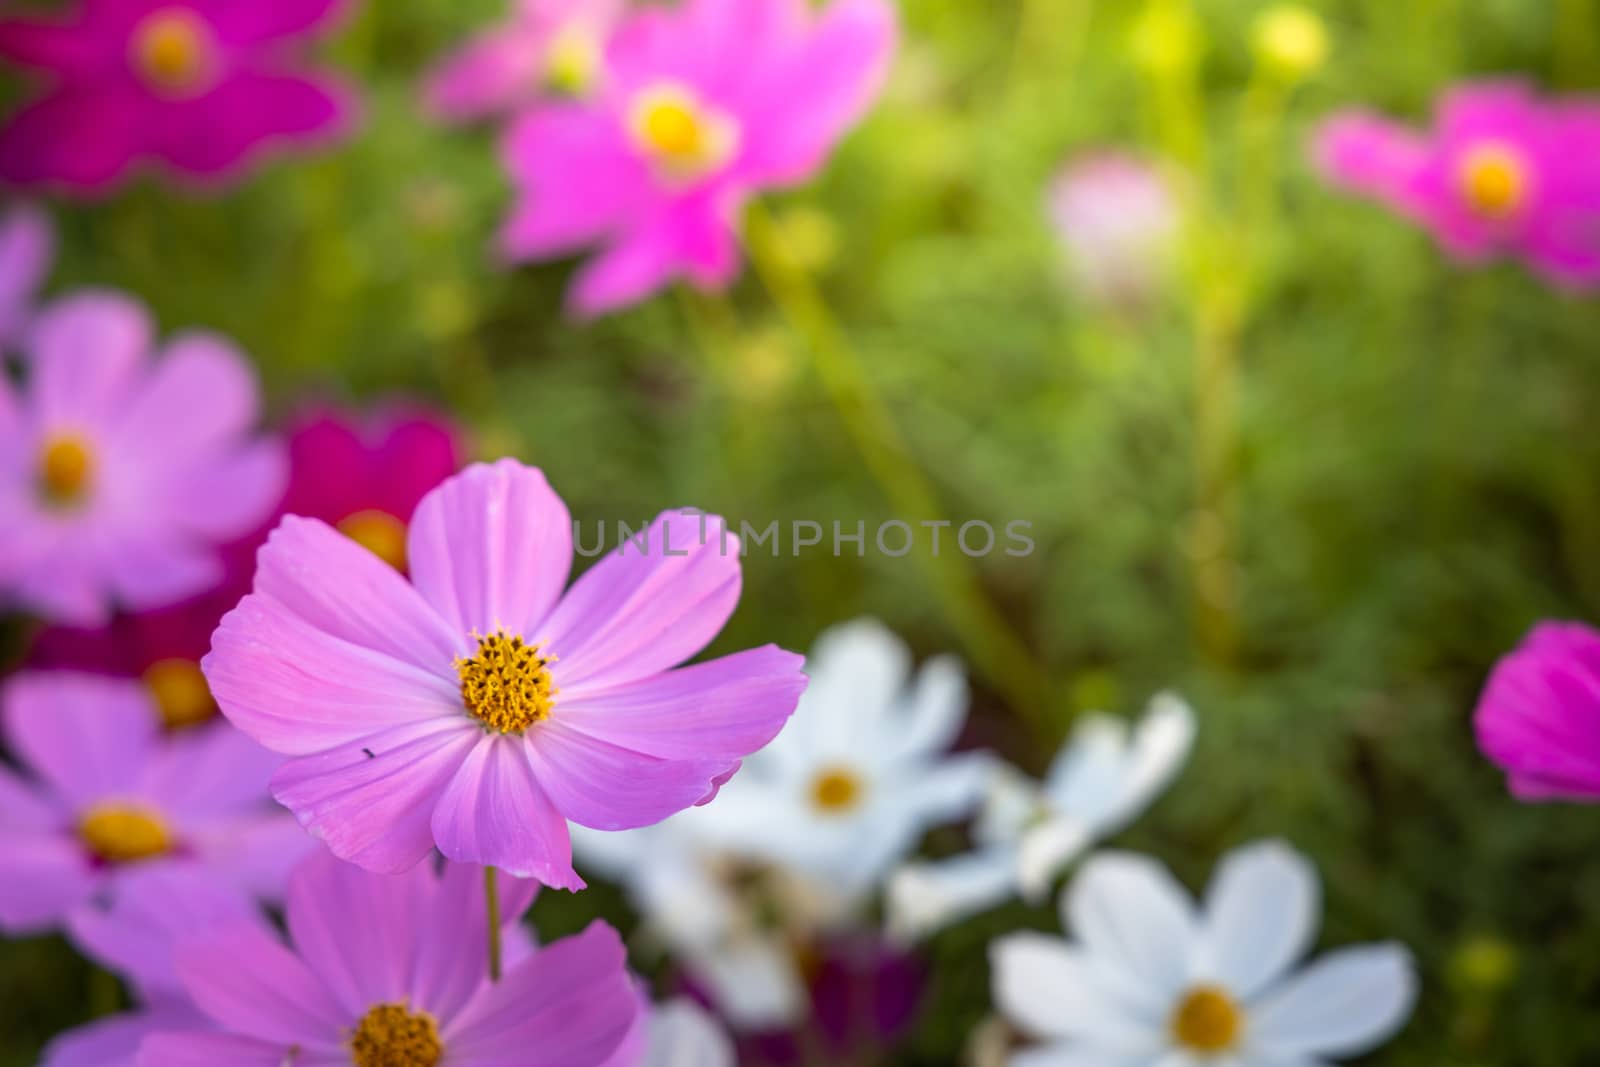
[810, 766, 864, 814]
[456, 630, 557, 734]
[350, 1003, 443, 1067]
[1458, 142, 1529, 220]
[131, 9, 217, 96]
[628, 83, 739, 184]
[143, 658, 217, 731]
[79, 803, 172, 865]
[1170, 985, 1243, 1053]
[338, 509, 410, 571]
[38, 435, 95, 508]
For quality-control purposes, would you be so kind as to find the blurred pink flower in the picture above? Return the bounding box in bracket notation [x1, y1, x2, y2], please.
[500, 0, 897, 316]
[0, 672, 311, 937]
[0, 0, 357, 194]
[1476, 621, 1600, 802]
[0, 292, 285, 626]
[203, 459, 807, 888]
[1313, 81, 1600, 288]
[426, 0, 626, 123]
[1046, 151, 1181, 309]
[140, 850, 637, 1066]
[0, 201, 52, 348]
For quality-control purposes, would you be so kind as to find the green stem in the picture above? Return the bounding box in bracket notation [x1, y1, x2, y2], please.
[485, 866, 502, 983]
[744, 204, 1050, 732]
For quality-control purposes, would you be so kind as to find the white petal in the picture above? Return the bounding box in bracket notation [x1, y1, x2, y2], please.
[689, 938, 807, 1030]
[1066, 852, 1198, 1009]
[800, 617, 910, 743]
[887, 849, 1019, 940]
[1248, 943, 1419, 1057]
[1045, 713, 1131, 821]
[1018, 816, 1093, 902]
[1098, 692, 1197, 832]
[884, 652, 968, 762]
[989, 932, 1162, 1048]
[1196, 840, 1320, 998]
[1008, 1043, 1156, 1067]
[642, 999, 736, 1067]
[976, 763, 1047, 845]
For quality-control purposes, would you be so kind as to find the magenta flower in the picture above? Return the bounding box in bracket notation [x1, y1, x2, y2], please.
[1313, 81, 1600, 288]
[0, 672, 311, 936]
[204, 459, 807, 888]
[0, 292, 285, 625]
[1046, 151, 1180, 309]
[426, 0, 625, 123]
[0, 201, 53, 348]
[0, 0, 357, 194]
[1475, 621, 1600, 802]
[500, 0, 897, 316]
[140, 850, 638, 1067]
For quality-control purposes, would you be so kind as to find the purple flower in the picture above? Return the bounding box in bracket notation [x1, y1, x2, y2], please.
[500, 0, 897, 316]
[426, 0, 625, 123]
[0, 201, 52, 349]
[1313, 81, 1600, 288]
[0, 292, 285, 625]
[0, 672, 311, 937]
[204, 459, 807, 888]
[139, 850, 639, 1066]
[1476, 621, 1600, 802]
[1046, 151, 1180, 309]
[0, 0, 357, 194]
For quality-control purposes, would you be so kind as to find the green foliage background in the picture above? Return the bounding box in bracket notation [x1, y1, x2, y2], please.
[5, 0, 1600, 1062]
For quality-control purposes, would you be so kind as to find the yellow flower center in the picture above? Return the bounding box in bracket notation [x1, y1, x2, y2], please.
[350, 1003, 443, 1067]
[130, 9, 218, 96]
[456, 630, 557, 734]
[338, 509, 410, 571]
[79, 803, 173, 865]
[628, 83, 740, 184]
[544, 22, 602, 96]
[810, 766, 865, 814]
[1458, 142, 1530, 220]
[143, 658, 217, 731]
[38, 434, 95, 508]
[1171, 985, 1244, 1053]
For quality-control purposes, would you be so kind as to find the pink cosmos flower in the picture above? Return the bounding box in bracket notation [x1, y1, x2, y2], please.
[0, 672, 311, 937]
[1475, 621, 1600, 802]
[500, 0, 897, 316]
[139, 850, 638, 1067]
[0, 292, 285, 626]
[426, 0, 626, 123]
[0, 201, 53, 349]
[1046, 151, 1180, 309]
[204, 458, 808, 888]
[0, 0, 357, 194]
[1313, 81, 1600, 288]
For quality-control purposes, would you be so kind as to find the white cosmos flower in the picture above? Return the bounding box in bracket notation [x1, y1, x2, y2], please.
[889, 693, 1195, 939]
[705, 617, 991, 898]
[641, 999, 736, 1067]
[990, 841, 1419, 1067]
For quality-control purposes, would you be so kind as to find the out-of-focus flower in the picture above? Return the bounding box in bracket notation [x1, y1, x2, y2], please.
[1252, 4, 1329, 81]
[990, 841, 1418, 1065]
[0, 201, 52, 349]
[204, 459, 808, 888]
[0, 292, 285, 626]
[500, 0, 897, 316]
[40, 1003, 205, 1067]
[1475, 620, 1600, 801]
[1129, 1, 1205, 78]
[1046, 151, 1182, 310]
[1313, 81, 1600, 289]
[139, 850, 640, 1066]
[889, 693, 1195, 939]
[426, 0, 625, 122]
[643, 998, 737, 1067]
[0, 0, 356, 194]
[0, 672, 310, 936]
[708, 618, 989, 898]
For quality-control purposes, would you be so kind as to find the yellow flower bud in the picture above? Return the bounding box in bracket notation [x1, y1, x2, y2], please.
[1253, 5, 1330, 80]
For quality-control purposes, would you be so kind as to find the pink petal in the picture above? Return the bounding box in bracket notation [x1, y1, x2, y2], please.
[1310, 111, 1430, 201]
[2, 672, 157, 806]
[174, 920, 345, 1045]
[271, 719, 481, 873]
[27, 290, 152, 424]
[186, 812, 318, 901]
[526, 719, 738, 830]
[0, 18, 115, 76]
[166, 437, 288, 542]
[138, 721, 280, 816]
[110, 331, 263, 461]
[500, 105, 650, 259]
[429, 734, 585, 888]
[201, 0, 349, 44]
[0, 87, 148, 194]
[0, 202, 53, 345]
[415, 860, 541, 1022]
[569, 221, 684, 316]
[42, 1004, 206, 1067]
[137, 1033, 314, 1067]
[406, 460, 574, 640]
[102, 537, 224, 617]
[0, 764, 61, 830]
[426, 27, 545, 122]
[0, 832, 94, 933]
[153, 72, 356, 181]
[542, 510, 742, 691]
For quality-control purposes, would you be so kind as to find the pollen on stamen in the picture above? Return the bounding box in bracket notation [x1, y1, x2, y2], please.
[810, 765, 865, 814]
[130, 9, 219, 97]
[455, 629, 557, 734]
[38, 434, 95, 508]
[1170, 985, 1243, 1053]
[79, 802, 173, 865]
[349, 1002, 443, 1067]
[1457, 141, 1530, 221]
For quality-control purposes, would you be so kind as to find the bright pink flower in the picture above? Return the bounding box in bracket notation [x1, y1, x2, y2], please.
[0, 0, 357, 194]
[204, 459, 807, 888]
[426, 0, 625, 123]
[0, 201, 52, 348]
[0, 292, 285, 626]
[0, 672, 311, 936]
[140, 850, 637, 1067]
[1046, 151, 1180, 309]
[1313, 81, 1600, 288]
[1475, 621, 1600, 802]
[500, 0, 897, 316]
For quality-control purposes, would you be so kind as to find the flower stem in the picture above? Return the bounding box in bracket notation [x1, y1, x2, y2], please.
[485, 866, 502, 983]
[744, 203, 1050, 732]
